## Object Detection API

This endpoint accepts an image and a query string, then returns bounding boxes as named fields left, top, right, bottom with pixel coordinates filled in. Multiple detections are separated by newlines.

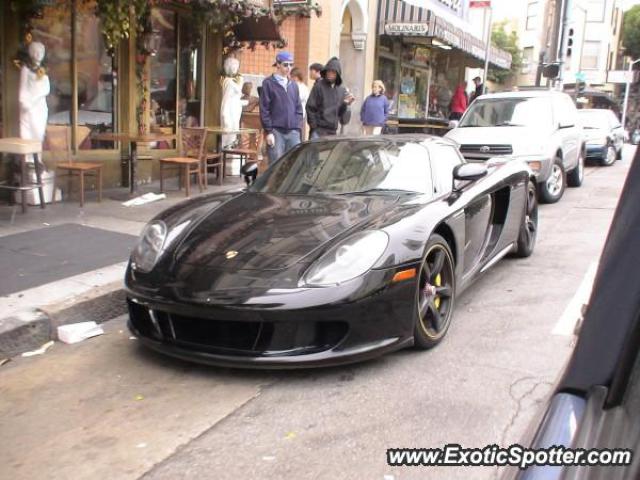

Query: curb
left=0, top=283, right=126, bottom=359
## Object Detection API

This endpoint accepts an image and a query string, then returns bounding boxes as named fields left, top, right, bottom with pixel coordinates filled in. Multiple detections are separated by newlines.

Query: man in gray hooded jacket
left=306, top=57, right=354, bottom=139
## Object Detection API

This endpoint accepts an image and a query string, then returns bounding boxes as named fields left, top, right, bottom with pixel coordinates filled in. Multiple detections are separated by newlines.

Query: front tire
left=538, top=157, right=565, bottom=203
left=602, top=144, right=616, bottom=166
left=567, top=149, right=584, bottom=187
left=514, top=180, right=538, bottom=258
left=413, top=234, right=456, bottom=350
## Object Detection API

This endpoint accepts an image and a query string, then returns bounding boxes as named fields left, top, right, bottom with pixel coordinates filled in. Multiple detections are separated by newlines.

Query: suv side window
left=429, top=144, right=464, bottom=195
left=556, top=95, right=577, bottom=128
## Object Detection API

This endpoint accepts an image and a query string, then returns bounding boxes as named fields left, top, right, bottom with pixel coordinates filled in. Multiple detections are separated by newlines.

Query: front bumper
left=464, top=154, right=552, bottom=182
left=585, top=144, right=607, bottom=160
left=126, top=268, right=418, bottom=369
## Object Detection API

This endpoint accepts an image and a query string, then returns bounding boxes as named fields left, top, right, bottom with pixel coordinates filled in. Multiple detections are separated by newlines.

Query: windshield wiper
left=338, top=188, right=415, bottom=195
left=497, top=121, right=525, bottom=126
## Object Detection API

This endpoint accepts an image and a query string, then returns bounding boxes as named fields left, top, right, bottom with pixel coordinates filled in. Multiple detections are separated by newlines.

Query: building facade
left=375, top=0, right=512, bottom=130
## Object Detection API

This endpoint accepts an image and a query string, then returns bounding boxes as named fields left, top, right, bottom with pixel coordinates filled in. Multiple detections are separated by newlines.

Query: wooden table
left=0, top=138, right=45, bottom=213
left=92, top=132, right=176, bottom=195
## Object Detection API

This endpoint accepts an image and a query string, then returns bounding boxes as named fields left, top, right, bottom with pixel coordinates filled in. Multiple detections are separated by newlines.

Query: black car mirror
left=240, top=161, right=258, bottom=186
left=453, top=163, right=488, bottom=182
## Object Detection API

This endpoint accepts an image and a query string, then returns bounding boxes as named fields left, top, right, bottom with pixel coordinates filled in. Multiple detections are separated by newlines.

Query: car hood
left=171, top=192, right=401, bottom=271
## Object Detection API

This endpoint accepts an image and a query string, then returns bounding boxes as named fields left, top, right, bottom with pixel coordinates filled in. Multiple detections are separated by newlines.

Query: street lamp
left=621, top=58, right=640, bottom=133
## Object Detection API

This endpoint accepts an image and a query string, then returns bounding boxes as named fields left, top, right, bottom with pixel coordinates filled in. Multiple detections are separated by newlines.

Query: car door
left=429, top=143, right=492, bottom=276
left=554, top=95, right=580, bottom=170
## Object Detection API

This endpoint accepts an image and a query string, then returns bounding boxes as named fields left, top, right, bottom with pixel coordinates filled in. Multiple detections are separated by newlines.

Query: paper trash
left=122, top=192, right=166, bottom=207
left=57, top=321, right=105, bottom=344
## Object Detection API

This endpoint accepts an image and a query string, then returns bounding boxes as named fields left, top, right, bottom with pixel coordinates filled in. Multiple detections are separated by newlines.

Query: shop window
left=178, top=19, right=202, bottom=128
left=150, top=8, right=178, bottom=139
left=31, top=0, right=116, bottom=150
left=378, top=56, right=398, bottom=114
left=77, top=6, right=115, bottom=150
left=583, top=41, right=600, bottom=69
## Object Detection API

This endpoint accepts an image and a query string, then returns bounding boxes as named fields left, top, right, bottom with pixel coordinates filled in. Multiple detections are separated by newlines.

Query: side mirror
left=240, top=161, right=258, bottom=186
left=448, top=120, right=460, bottom=129
left=453, top=163, right=488, bottom=182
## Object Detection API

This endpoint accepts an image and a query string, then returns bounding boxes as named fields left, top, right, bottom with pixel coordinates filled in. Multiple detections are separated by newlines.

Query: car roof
left=306, top=134, right=457, bottom=148
left=476, top=90, right=569, bottom=100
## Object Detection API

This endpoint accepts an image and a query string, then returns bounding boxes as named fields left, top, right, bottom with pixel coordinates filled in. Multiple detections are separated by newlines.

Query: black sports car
left=126, top=135, right=538, bottom=368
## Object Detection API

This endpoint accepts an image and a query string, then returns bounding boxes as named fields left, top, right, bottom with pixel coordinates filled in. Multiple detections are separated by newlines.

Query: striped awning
left=377, top=0, right=512, bottom=69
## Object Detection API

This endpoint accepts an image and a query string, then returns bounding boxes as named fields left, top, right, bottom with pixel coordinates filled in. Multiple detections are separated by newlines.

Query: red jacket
left=450, top=86, right=468, bottom=114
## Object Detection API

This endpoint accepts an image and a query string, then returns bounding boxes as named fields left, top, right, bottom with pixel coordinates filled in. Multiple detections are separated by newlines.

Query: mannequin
left=17, top=41, right=60, bottom=204
left=19, top=41, right=50, bottom=149
left=220, top=57, right=247, bottom=149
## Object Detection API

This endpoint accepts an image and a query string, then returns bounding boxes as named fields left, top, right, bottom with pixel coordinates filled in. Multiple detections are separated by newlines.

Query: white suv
left=445, top=90, right=584, bottom=203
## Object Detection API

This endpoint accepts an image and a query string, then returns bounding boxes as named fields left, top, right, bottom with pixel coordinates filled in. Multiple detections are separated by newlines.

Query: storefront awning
left=233, top=14, right=283, bottom=42
left=377, top=0, right=511, bottom=69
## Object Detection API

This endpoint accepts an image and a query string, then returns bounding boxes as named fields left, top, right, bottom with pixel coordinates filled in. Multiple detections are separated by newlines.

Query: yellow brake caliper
left=434, top=273, right=442, bottom=310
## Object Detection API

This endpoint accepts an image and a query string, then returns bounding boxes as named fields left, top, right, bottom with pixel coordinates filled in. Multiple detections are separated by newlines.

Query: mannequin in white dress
left=19, top=41, right=50, bottom=151
left=220, top=57, right=247, bottom=149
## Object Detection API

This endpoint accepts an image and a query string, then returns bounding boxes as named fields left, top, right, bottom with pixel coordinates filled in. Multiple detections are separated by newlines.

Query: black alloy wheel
left=514, top=180, right=538, bottom=258
left=414, top=234, right=456, bottom=349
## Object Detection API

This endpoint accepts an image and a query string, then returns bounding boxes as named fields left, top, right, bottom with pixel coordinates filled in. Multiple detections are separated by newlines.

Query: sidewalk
left=0, top=178, right=244, bottom=359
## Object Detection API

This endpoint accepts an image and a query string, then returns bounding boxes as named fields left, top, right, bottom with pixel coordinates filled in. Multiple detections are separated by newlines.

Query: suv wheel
left=602, top=144, right=616, bottom=166
left=567, top=149, right=584, bottom=187
left=539, top=157, right=566, bottom=203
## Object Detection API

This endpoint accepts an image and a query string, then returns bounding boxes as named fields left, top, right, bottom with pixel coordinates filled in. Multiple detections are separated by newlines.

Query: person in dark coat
left=259, top=51, right=303, bottom=165
left=470, top=76, right=484, bottom=103
left=306, top=57, right=354, bottom=139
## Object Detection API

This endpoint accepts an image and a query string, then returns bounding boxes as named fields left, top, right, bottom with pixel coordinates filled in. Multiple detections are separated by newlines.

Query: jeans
left=309, top=128, right=337, bottom=140
left=267, top=128, right=301, bottom=165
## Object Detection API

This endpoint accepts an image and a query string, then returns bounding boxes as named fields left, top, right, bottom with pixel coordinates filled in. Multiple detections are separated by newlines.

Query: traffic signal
left=566, top=28, right=574, bottom=58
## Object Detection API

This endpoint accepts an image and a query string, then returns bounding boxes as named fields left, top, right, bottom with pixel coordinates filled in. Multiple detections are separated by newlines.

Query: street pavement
left=0, top=146, right=635, bottom=480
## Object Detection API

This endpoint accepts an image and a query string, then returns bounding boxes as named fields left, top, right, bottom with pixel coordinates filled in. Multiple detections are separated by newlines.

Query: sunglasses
left=279, top=62, right=294, bottom=68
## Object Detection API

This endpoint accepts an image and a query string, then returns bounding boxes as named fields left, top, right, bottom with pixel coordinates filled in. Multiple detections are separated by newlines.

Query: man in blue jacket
left=259, top=52, right=303, bottom=165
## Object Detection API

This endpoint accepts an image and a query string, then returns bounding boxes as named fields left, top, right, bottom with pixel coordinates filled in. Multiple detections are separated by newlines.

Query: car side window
left=429, top=144, right=463, bottom=195
left=556, top=96, right=577, bottom=127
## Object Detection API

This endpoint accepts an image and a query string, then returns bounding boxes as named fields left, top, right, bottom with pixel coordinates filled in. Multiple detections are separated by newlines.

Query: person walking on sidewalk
left=360, top=80, right=389, bottom=135
left=309, top=63, right=323, bottom=84
left=259, top=51, right=303, bottom=165
left=306, top=57, right=354, bottom=139
left=449, top=82, right=468, bottom=120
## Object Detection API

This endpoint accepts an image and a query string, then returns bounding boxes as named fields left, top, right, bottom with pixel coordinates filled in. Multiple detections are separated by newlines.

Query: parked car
left=126, top=136, right=537, bottom=368
left=631, top=129, right=640, bottom=145
left=504, top=148, right=640, bottom=480
left=446, top=90, right=584, bottom=204
left=578, top=109, right=624, bottom=166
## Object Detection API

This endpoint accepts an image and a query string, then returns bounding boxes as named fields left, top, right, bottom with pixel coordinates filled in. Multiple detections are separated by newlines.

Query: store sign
left=385, top=23, right=430, bottom=35
left=469, top=0, right=491, bottom=7
left=607, top=70, right=638, bottom=83
left=433, top=17, right=462, bottom=48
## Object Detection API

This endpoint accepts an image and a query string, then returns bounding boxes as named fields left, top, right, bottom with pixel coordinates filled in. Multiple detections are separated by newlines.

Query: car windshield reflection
left=250, top=140, right=431, bottom=196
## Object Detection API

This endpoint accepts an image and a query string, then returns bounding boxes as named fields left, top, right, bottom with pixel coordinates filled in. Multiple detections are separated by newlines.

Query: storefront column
left=203, top=29, right=224, bottom=128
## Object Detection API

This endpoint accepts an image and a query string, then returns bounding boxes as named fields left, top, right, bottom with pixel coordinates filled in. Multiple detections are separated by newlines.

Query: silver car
left=578, top=109, right=624, bottom=166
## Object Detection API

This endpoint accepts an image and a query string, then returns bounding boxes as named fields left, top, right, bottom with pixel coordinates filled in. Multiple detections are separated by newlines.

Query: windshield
left=578, top=111, right=611, bottom=130
left=250, top=140, right=432, bottom=195
left=459, top=97, right=553, bottom=129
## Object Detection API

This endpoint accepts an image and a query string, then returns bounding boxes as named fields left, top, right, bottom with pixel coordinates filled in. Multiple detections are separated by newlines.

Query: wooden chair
left=222, top=128, right=260, bottom=175
left=159, top=127, right=205, bottom=197
left=49, top=125, right=103, bottom=207
left=204, top=151, right=223, bottom=187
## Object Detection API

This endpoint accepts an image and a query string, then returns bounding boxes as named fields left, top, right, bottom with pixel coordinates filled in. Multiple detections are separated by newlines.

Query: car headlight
left=302, top=231, right=389, bottom=286
left=131, top=220, right=167, bottom=273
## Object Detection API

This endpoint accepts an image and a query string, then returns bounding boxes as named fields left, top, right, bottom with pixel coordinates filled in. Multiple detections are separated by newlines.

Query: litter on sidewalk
left=57, top=321, right=105, bottom=344
left=22, top=340, right=54, bottom=357
left=122, top=192, right=166, bottom=207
